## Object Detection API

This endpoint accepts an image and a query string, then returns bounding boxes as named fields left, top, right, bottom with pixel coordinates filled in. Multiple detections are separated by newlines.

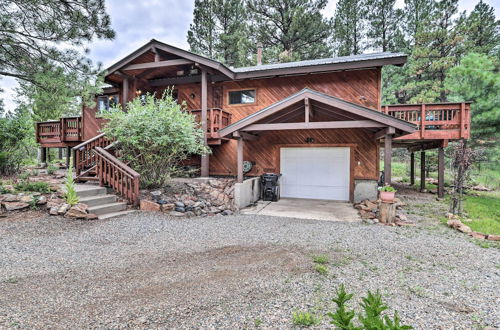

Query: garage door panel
left=280, top=147, right=350, bottom=201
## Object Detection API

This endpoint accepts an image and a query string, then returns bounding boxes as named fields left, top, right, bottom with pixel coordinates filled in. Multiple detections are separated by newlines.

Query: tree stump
left=379, top=202, right=396, bottom=224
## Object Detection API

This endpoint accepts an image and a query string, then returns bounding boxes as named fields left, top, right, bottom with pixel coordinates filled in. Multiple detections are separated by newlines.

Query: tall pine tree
left=247, top=0, right=332, bottom=63
left=461, top=0, right=499, bottom=56
left=332, top=0, right=367, bottom=56
left=403, top=0, right=436, bottom=47
left=366, top=0, right=404, bottom=52
left=187, top=0, right=218, bottom=59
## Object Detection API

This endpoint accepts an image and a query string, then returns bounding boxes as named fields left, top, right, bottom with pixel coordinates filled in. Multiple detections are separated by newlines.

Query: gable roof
left=218, top=88, right=416, bottom=137
left=105, top=40, right=407, bottom=82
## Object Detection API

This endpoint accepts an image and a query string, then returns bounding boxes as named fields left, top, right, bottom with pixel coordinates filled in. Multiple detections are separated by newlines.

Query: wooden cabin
left=36, top=39, right=470, bottom=204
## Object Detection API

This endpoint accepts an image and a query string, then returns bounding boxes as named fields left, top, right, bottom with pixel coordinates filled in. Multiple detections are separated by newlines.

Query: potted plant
left=378, top=185, right=396, bottom=203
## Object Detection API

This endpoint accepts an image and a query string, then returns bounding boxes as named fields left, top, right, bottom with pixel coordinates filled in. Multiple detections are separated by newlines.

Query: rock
left=85, top=213, right=98, bottom=220
left=175, top=207, right=185, bottom=213
left=394, top=220, right=416, bottom=227
left=363, top=219, right=375, bottom=224
left=49, top=206, right=59, bottom=215
left=487, top=234, right=500, bottom=241
left=169, top=211, right=185, bottom=217
left=160, top=203, right=175, bottom=212
left=221, top=210, right=233, bottom=216
left=397, top=214, right=408, bottom=222
left=3, top=194, right=19, bottom=202
left=150, top=190, right=162, bottom=200
left=157, top=199, right=168, bottom=205
left=3, top=202, right=29, bottom=211
left=19, top=195, right=33, bottom=203
left=58, top=203, right=70, bottom=215
left=174, top=201, right=185, bottom=208
left=365, top=200, right=377, bottom=210
left=194, top=207, right=203, bottom=216
left=372, top=218, right=379, bottom=223
left=457, top=224, right=472, bottom=234
left=140, top=200, right=160, bottom=212
left=359, top=210, right=376, bottom=219
left=65, top=203, right=88, bottom=218
left=185, top=211, right=195, bottom=217
left=470, top=232, right=487, bottom=240
left=472, top=185, right=491, bottom=192
left=36, top=195, right=47, bottom=205
left=447, top=219, right=462, bottom=229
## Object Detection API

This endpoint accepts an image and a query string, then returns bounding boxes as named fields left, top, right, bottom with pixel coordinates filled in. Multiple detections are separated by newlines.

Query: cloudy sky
left=1, top=0, right=498, bottom=112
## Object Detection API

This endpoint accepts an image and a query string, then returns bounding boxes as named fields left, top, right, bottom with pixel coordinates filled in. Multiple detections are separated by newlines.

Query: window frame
left=227, top=88, right=257, bottom=106
left=97, top=94, right=119, bottom=114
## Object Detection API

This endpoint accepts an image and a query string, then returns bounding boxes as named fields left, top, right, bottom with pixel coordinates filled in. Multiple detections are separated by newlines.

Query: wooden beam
left=123, top=59, right=193, bottom=71
left=407, top=140, right=447, bottom=153
left=233, top=131, right=259, bottom=141
left=237, top=137, right=244, bottom=183
left=420, top=151, right=426, bottom=192
left=438, top=147, right=444, bottom=198
left=384, top=134, right=392, bottom=185
left=304, top=98, right=310, bottom=123
left=373, top=127, right=395, bottom=140
left=243, top=120, right=385, bottom=131
left=200, top=70, right=209, bottom=177
left=410, top=152, right=415, bottom=186
left=122, top=78, right=129, bottom=107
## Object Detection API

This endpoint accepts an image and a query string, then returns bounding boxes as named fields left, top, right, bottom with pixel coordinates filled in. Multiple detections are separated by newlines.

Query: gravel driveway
left=0, top=212, right=498, bottom=329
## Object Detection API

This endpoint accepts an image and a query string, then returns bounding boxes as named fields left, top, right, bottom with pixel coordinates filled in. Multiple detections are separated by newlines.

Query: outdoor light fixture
left=305, top=137, right=314, bottom=143
left=190, top=93, right=196, bottom=99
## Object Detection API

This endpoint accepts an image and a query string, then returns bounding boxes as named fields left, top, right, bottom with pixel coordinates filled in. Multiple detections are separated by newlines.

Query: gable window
left=228, top=89, right=256, bottom=105
left=97, top=94, right=119, bottom=113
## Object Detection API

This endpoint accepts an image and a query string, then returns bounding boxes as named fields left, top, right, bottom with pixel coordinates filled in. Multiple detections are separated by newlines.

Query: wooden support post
left=304, top=98, right=310, bottom=123
left=420, top=104, right=426, bottom=139
left=200, top=69, right=209, bottom=177
left=122, top=78, right=129, bottom=107
left=58, top=148, right=63, bottom=160
left=384, top=134, right=392, bottom=185
left=379, top=202, right=396, bottom=224
left=237, top=136, right=244, bottom=183
left=66, top=146, right=71, bottom=168
left=420, top=151, right=426, bottom=192
left=438, top=147, right=445, bottom=198
left=410, top=152, right=415, bottom=186
left=40, top=147, right=47, bottom=166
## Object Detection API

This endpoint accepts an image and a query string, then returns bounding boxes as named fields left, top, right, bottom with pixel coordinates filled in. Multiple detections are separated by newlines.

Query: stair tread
left=80, top=194, right=117, bottom=202
left=98, top=210, right=136, bottom=220
left=88, top=202, right=127, bottom=211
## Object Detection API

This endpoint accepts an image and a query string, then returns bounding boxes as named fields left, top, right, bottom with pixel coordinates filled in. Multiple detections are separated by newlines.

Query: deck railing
left=382, top=102, right=471, bottom=140
left=190, top=108, right=232, bottom=138
left=36, top=116, right=82, bottom=144
left=95, top=146, right=140, bottom=206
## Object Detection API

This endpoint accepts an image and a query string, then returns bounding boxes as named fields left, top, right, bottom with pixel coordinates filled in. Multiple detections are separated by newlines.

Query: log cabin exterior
left=36, top=39, right=470, bottom=204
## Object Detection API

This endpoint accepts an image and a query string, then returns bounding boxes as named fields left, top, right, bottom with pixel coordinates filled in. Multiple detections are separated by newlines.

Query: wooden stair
left=75, top=184, right=135, bottom=219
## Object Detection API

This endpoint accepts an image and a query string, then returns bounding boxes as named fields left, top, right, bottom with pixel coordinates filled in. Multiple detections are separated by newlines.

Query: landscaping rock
left=140, top=200, right=161, bottom=212
left=3, top=194, right=19, bottom=202
left=486, top=234, right=500, bottom=241
left=150, top=190, right=162, bottom=200
left=185, top=211, right=195, bottom=217
left=65, top=203, right=88, bottom=218
left=20, top=195, right=34, bottom=203
left=470, top=232, right=487, bottom=240
left=36, top=195, right=47, bottom=205
left=3, top=202, right=29, bottom=211
left=85, top=213, right=99, bottom=220
left=221, top=210, right=233, bottom=216
left=160, top=203, right=175, bottom=212
left=174, top=201, right=185, bottom=208
left=169, top=211, right=185, bottom=217
left=49, top=206, right=59, bottom=216
left=175, top=207, right=185, bottom=213
left=57, top=203, right=70, bottom=215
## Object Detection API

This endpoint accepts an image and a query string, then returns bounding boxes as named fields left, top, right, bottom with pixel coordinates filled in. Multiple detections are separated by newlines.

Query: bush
left=47, top=165, right=58, bottom=175
left=328, top=284, right=413, bottom=329
left=0, top=109, right=33, bottom=175
left=64, top=160, right=79, bottom=205
left=14, top=181, right=52, bottom=193
left=292, top=311, right=321, bottom=327
left=102, top=90, right=209, bottom=188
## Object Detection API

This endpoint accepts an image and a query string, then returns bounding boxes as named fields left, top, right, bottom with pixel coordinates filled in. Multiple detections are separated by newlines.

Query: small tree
left=102, top=91, right=209, bottom=188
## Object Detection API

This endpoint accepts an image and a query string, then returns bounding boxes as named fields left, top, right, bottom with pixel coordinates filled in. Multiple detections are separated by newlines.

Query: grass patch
left=14, top=181, right=53, bottom=193
left=315, top=264, right=328, bottom=275
left=462, top=191, right=500, bottom=235
left=253, top=318, right=262, bottom=327
left=292, top=311, right=320, bottom=327
left=312, top=255, right=329, bottom=264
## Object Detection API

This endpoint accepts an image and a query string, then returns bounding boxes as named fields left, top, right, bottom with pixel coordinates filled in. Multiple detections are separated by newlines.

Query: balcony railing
left=36, top=116, right=83, bottom=145
left=382, top=102, right=471, bottom=140
left=190, top=108, right=232, bottom=138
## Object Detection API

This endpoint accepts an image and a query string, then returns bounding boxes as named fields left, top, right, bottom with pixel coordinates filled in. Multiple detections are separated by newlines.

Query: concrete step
left=88, top=202, right=127, bottom=216
left=79, top=194, right=117, bottom=207
left=74, top=184, right=107, bottom=198
left=99, top=210, right=136, bottom=220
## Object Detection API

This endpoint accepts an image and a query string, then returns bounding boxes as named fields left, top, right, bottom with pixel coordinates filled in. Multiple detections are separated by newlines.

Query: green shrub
left=47, top=165, right=58, bottom=175
left=292, top=311, right=321, bottom=327
left=0, top=109, right=33, bottom=175
left=101, top=90, right=209, bottom=188
left=315, top=264, right=328, bottom=275
left=313, top=255, right=329, bottom=264
left=14, top=181, right=52, bottom=193
left=328, top=284, right=413, bottom=329
left=64, top=160, right=79, bottom=206
left=0, top=185, right=12, bottom=194
left=19, top=171, right=30, bottom=180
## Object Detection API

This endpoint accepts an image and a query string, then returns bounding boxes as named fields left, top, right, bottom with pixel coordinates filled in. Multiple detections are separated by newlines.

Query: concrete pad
left=241, top=198, right=361, bottom=222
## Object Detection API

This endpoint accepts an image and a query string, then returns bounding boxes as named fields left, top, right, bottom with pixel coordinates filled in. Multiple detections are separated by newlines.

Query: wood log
left=379, top=202, right=396, bottom=224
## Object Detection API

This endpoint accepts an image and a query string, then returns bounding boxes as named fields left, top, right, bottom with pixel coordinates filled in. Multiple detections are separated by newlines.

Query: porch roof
left=218, top=88, right=416, bottom=137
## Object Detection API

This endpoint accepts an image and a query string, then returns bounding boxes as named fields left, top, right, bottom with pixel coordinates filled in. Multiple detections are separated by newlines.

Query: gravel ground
left=0, top=212, right=499, bottom=329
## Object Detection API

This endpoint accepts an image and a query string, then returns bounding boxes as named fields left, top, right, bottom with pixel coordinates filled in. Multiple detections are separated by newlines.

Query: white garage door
left=280, top=147, right=350, bottom=201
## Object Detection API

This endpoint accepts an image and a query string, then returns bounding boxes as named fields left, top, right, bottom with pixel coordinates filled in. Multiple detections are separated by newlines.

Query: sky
left=1, top=0, right=499, bottom=112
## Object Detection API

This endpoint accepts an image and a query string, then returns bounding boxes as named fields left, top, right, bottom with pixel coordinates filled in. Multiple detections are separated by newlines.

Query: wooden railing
left=382, top=102, right=471, bottom=140
left=190, top=108, right=232, bottom=137
left=36, top=117, right=82, bottom=144
left=95, top=147, right=140, bottom=206
left=73, top=133, right=112, bottom=177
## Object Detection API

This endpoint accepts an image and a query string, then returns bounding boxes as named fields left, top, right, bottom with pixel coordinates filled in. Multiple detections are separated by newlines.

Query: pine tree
left=461, top=1, right=499, bottom=56
left=187, top=0, right=218, bottom=59
left=247, top=0, right=332, bottom=63
left=366, top=0, right=404, bottom=52
left=332, top=0, right=367, bottom=56
left=403, top=0, right=436, bottom=46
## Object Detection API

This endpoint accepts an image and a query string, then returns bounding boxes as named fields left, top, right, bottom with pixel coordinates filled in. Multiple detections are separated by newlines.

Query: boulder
left=174, top=201, right=185, bottom=208
left=487, top=234, right=500, bottom=241
left=49, top=206, right=59, bottom=215
left=3, top=202, right=29, bottom=211
left=65, top=204, right=88, bottom=218
left=140, top=200, right=161, bottom=212
left=175, top=206, right=185, bottom=213
left=150, top=190, right=162, bottom=200
left=19, top=195, right=34, bottom=203
left=160, top=203, right=175, bottom=212
left=3, top=194, right=19, bottom=202
left=57, top=203, right=70, bottom=215
left=36, top=195, right=47, bottom=205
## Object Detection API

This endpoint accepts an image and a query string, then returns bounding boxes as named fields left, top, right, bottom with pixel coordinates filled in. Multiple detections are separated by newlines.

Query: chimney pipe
left=257, top=42, right=263, bottom=66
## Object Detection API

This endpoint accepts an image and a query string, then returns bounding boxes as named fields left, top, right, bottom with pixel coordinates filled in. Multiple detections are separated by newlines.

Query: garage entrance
left=280, top=147, right=350, bottom=201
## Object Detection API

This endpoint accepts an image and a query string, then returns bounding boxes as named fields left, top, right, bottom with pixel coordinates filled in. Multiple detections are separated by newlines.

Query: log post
left=379, top=202, right=396, bottom=224
left=384, top=134, right=392, bottom=185
left=66, top=146, right=71, bottom=168
left=237, top=136, right=244, bottom=183
left=200, top=69, right=209, bottom=177
left=420, top=151, right=426, bottom=192
left=438, top=147, right=445, bottom=198
left=410, top=152, right=415, bottom=186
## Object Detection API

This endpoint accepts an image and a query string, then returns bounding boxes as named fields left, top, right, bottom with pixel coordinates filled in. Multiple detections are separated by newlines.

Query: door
left=280, top=147, right=350, bottom=201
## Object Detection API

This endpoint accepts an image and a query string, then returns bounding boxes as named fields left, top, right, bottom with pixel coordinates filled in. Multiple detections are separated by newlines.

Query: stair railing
left=94, top=147, right=140, bottom=206
left=72, top=133, right=112, bottom=177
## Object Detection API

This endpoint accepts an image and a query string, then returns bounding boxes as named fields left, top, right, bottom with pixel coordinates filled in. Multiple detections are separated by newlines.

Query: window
left=228, top=89, right=256, bottom=105
left=97, top=94, right=119, bottom=113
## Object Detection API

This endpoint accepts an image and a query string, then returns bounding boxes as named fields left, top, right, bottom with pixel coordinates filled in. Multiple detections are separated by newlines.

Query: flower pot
left=379, top=191, right=395, bottom=203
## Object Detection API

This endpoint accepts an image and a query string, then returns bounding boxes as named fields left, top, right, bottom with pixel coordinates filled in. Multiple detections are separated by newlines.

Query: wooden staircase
left=75, top=184, right=135, bottom=219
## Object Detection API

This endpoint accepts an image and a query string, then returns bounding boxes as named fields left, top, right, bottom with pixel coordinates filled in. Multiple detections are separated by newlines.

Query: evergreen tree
left=247, top=0, right=332, bottom=63
left=366, top=0, right=404, bottom=52
left=403, top=0, right=436, bottom=46
left=332, top=0, right=367, bottom=56
left=461, top=1, right=499, bottom=56
left=187, top=0, right=218, bottom=59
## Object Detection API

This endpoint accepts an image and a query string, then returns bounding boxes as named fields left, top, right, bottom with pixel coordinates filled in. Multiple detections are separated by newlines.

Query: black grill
left=260, top=173, right=281, bottom=202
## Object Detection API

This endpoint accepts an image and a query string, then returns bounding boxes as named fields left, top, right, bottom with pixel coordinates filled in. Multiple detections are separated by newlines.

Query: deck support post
left=420, top=151, right=426, bottom=192
left=40, top=147, right=47, bottom=167
left=66, top=146, right=71, bottom=168
left=410, top=152, right=415, bottom=185
left=58, top=148, right=63, bottom=160
left=122, top=78, right=129, bottom=107
left=200, top=69, right=209, bottom=177
left=384, top=134, right=392, bottom=185
left=438, top=147, right=445, bottom=198
left=237, top=136, right=244, bottom=183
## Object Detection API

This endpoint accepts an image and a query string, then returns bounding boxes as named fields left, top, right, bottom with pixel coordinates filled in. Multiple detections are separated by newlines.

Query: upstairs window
left=97, top=94, right=119, bottom=113
left=228, top=89, right=256, bottom=105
